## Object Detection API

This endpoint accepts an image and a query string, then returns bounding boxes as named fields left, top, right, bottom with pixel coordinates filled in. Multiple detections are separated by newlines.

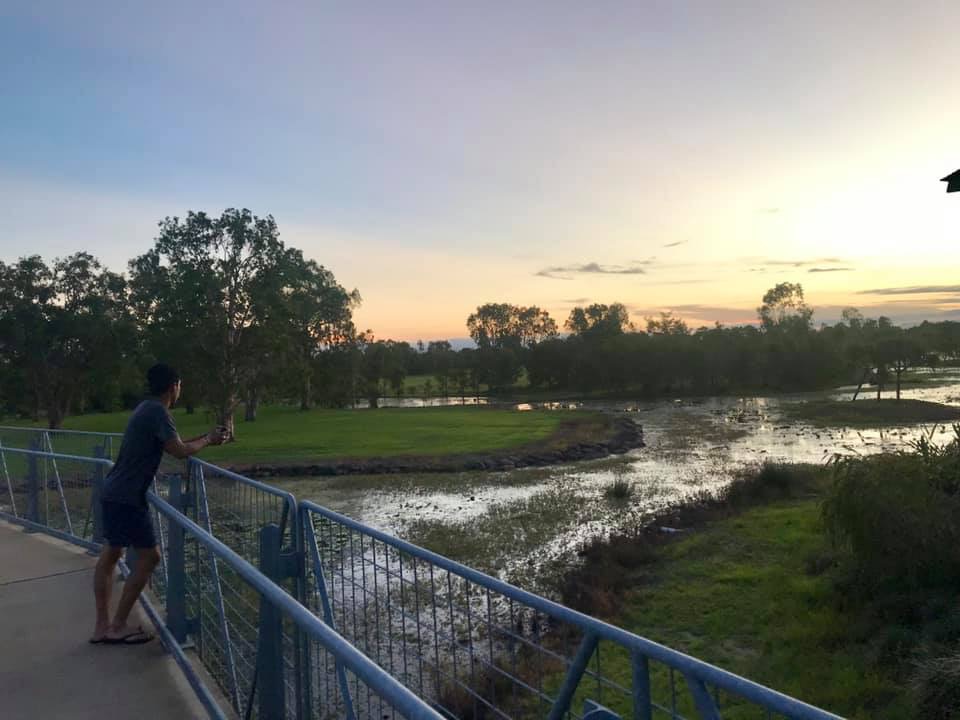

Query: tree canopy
left=4, top=236, right=960, bottom=429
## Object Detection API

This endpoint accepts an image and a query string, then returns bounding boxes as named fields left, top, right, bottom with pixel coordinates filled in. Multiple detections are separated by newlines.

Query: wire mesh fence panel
left=301, top=503, right=836, bottom=720
left=181, top=461, right=301, bottom=720
left=190, top=459, right=297, bottom=566
left=0, top=426, right=122, bottom=462
left=305, top=643, right=454, bottom=720
left=0, top=445, right=109, bottom=544
left=147, top=489, right=445, bottom=720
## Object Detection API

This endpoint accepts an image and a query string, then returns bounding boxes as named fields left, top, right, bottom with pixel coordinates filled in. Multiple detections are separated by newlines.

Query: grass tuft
left=603, top=476, right=634, bottom=501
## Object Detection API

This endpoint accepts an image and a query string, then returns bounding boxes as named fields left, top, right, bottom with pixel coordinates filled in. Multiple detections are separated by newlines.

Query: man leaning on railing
left=90, top=363, right=231, bottom=645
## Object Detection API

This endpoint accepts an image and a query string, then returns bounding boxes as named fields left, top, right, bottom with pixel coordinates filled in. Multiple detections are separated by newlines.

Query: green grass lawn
left=787, top=398, right=960, bottom=427
left=5, top=405, right=566, bottom=465
left=577, top=499, right=908, bottom=719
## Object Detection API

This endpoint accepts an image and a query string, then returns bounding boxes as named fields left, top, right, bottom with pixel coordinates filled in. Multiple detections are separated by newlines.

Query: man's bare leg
left=91, top=545, right=123, bottom=641
left=105, top=546, right=161, bottom=639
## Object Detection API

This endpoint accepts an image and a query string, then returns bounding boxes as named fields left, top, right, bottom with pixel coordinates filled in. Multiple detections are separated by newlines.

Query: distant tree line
left=402, top=288, right=960, bottom=403
left=2, top=210, right=959, bottom=429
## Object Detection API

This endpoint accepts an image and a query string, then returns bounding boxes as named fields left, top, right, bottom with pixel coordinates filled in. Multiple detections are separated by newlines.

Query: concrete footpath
left=0, top=520, right=208, bottom=719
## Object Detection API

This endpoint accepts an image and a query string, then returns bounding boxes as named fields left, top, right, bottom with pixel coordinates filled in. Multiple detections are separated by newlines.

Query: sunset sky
left=2, top=2, right=959, bottom=342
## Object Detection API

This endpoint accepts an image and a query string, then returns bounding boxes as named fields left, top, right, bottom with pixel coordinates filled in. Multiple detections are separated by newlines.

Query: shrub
left=822, top=429, right=960, bottom=596
left=721, top=462, right=817, bottom=506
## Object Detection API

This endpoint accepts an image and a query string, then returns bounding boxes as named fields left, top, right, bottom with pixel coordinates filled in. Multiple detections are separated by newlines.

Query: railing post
left=258, top=523, right=286, bottom=720
left=684, top=675, right=722, bottom=720
left=0, top=440, right=17, bottom=517
left=166, top=473, right=188, bottom=644
left=631, top=651, right=652, bottom=720
left=90, top=446, right=106, bottom=544
left=295, top=512, right=311, bottom=720
left=25, top=437, right=40, bottom=525
left=547, top=632, right=600, bottom=720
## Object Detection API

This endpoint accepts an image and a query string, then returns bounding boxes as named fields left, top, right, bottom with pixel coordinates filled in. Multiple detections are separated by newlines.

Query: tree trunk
left=32, top=385, right=41, bottom=422
left=852, top=367, right=870, bottom=401
left=47, top=405, right=64, bottom=429
left=47, top=396, right=68, bottom=429
left=244, top=389, right=259, bottom=422
left=216, top=402, right=236, bottom=437
left=300, top=375, right=311, bottom=411
left=895, top=365, right=902, bottom=401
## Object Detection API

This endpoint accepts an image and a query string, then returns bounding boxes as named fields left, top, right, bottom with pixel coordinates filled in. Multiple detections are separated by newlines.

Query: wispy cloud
left=857, top=285, right=960, bottom=295
left=662, top=240, right=687, bottom=248
left=535, top=261, right=649, bottom=280
left=763, top=257, right=844, bottom=268
left=562, top=297, right=591, bottom=304
left=746, top=257, right=849, bottom=273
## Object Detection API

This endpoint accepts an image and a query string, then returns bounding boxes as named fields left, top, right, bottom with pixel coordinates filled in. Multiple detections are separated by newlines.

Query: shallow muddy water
left=277, top=370, right=960, bottom=593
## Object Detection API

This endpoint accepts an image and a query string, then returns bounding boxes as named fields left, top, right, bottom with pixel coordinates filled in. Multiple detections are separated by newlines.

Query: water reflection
left=279, top=372, right=960, bottom=592
left=351, top=396, right=488, bottom=408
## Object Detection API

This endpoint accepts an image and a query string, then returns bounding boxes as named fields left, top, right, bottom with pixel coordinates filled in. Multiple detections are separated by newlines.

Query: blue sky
left=3, top=2, right=960, bottom=339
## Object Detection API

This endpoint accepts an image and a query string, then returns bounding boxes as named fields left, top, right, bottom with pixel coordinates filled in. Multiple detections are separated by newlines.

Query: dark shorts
left=102, top=500, right=157, bottom=549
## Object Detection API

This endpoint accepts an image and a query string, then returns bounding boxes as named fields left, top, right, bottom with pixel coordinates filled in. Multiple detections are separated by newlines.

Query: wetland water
left=277, top=370, right=960, bottom=593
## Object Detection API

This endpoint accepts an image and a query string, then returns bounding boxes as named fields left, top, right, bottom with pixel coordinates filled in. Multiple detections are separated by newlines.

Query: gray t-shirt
left=101, top=399, right=177, bottom=508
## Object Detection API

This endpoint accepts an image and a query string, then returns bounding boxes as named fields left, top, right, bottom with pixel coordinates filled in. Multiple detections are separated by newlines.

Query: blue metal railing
left=0, top=437, right=846, bottom=720
left=0, top=446, right=443, bottom=720
left=0, top=425, right=122, bottom=460
left=299, top=502, right=843, bottom=720
left=149, top=490, right=443, bottom=720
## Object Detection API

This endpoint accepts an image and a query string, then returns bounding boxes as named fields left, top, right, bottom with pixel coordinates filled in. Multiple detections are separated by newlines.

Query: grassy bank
left=555, top=464, right=927, bottom=719
left=603, top=499, right=903, bottom=718
left=787, top=398, right=960, bottom=427
left=4, top=405, right=570, bottom=465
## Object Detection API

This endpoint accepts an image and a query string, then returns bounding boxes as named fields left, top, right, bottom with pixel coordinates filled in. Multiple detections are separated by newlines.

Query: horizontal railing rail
left=0, top=446, right=116, bottom=464
left=0, top=425, right=124, bottom=438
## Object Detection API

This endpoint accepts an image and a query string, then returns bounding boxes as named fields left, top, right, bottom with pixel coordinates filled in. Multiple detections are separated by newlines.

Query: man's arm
left=164, top=428, right=227, bottom=459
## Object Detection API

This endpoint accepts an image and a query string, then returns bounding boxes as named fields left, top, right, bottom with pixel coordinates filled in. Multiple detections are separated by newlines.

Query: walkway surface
left=0, top=520, right=207, bottom=719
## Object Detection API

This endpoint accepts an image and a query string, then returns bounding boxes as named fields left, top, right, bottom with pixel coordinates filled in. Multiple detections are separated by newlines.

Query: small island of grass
left=786, top=398, right=960, bottom=427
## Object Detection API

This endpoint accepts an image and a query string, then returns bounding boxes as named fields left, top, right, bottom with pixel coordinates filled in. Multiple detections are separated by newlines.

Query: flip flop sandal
left=101, top=626, right=155, bottom=645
